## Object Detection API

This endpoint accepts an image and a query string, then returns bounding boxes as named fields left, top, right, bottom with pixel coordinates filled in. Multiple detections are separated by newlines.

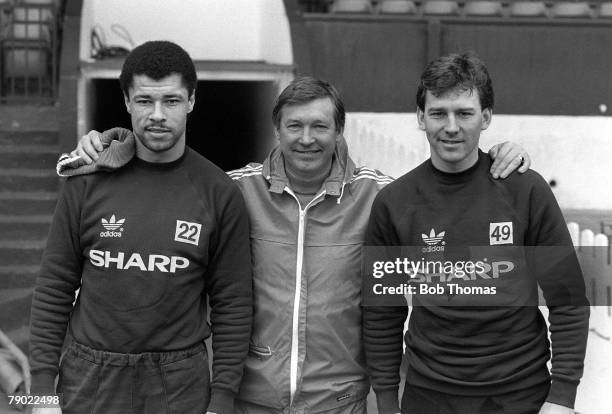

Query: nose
left=149, top=101, right=166, bottom=122
left=444, top=114, right=459, bottom=136
left=298, top=127, right=315, bottom=145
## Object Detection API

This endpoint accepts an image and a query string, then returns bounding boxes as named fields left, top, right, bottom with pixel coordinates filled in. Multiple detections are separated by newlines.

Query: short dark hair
left=416, top=52, right=494, bottom=111
left=272, top=76, right=345, bottom=133
left=119, top=41, right=197, bottom=97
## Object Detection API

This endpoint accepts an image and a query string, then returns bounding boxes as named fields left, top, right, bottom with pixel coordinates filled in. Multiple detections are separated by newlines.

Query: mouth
left=146, top=127, right=171, bottom=133
left=294, top=149, right=321, bottom=155
left=440, top=139, right=463, bottom=145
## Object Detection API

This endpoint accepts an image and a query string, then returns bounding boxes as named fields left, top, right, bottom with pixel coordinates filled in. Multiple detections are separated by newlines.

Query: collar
left=262, top=136, right=356, bottom=198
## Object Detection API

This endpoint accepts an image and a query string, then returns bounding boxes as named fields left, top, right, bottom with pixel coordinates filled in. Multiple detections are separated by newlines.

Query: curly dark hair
left=416, top=52, right=494, bottom=111
left=119, top=40, right=197, bottom=97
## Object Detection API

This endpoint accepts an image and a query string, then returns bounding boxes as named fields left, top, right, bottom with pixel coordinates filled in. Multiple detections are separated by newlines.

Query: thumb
left=488, top=144, right=499, bottom=159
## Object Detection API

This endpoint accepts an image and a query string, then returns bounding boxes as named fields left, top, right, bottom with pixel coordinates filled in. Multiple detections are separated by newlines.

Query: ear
left=188, top=92, right=195, bottom=114
left=417, top=107, right=426, bottom=130
left=274, top=127, right=280, bottom=140
left=123, top=94, right=131, bottom=114
left=481, top=108, right=492, bottom=130
left=336, top=128, right=344, bottom=141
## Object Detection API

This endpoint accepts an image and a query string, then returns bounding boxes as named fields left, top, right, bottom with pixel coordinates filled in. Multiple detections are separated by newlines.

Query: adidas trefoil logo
left=100, top=214, right=125, bottom=238
left=422, top=229, right=445, bottom=245
left=421, top=228, right=445, bottom=252
left=101, top=214, right=125, bottom=230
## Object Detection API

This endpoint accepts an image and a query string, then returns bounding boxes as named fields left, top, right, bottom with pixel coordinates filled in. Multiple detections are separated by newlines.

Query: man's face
left=124, top=73, right=195, bottom=162
left=276, top=97, right=340, bottom=180
left=417, top=88, right=491, bottom=173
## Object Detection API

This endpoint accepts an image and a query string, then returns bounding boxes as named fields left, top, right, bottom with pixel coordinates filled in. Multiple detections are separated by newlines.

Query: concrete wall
left=80, top=0, right=292, bottom=64
left=345, top=113, right=612, bottom=210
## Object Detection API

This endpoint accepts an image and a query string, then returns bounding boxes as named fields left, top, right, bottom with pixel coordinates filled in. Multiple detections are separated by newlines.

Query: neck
left=285, top=163, right=331, bottom=196
left=135, top=134, right=186, bottom=163
left=431, top=150, right=479, bottom=173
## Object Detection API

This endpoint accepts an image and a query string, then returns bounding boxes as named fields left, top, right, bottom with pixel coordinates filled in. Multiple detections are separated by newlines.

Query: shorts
left=401, top=381, right=550, bottom=414
left=58, top=340, right=210, bottom=414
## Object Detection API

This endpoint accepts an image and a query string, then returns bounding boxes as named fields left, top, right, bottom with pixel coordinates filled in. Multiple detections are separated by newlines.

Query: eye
left=458, top=111, right=474, bottom=118
left=429, top=111, right=444, bottom=118
left=166, top=99, right=181, bottom=105
left=287, top=123, right=301, bottom=131
left=315, top=124, right=329, bottom=131
left=136, top=99, right=151, bottom=105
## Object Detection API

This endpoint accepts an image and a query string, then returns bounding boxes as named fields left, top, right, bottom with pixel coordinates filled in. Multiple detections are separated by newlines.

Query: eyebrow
left=427, top=106, right=476, bottom=112
left=133, top=93, right=184, bottom=99
left=285, top=116, right=332, bottom=124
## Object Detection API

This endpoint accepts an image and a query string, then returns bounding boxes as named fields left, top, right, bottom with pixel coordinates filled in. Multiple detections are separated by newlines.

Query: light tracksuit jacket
left=228, top=137, right=392, bottom=413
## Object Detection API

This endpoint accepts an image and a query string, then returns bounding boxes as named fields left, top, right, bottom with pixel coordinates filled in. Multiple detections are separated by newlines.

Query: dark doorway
left=89, top=79, right=277, bottom=171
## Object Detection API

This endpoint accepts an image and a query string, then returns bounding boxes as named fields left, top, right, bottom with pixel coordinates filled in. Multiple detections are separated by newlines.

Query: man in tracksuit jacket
left=57, top=76, right=530, bottom=413
left=363, top=53, right=589, bottom=414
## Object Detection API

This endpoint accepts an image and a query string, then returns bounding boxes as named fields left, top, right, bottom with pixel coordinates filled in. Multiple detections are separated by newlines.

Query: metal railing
left=0, top=0, right=61, bottom=103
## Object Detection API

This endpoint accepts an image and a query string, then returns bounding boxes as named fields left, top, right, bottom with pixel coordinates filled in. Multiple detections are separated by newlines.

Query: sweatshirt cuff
left=30, top=371, right=57, bottom=394
left=207, top=388, right=235, bottom=414
left=546, top=378, right=578, bottom=409
left=375, top=388, right=400, bottom=414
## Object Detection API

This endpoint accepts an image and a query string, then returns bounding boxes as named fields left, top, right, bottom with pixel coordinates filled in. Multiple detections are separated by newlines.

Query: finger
left=80, top=135, right=99, bottom=162
left=76, top=140, right=93, bottom=164
left=490, top=142, right=515, bottom=179
left=518, top=152, right=531, bottom=173
left=92, top=135, right=104, bottom=152
left=488, top=144, right=500, bottom=175
left=498, top=155, right=524, bottom=179
left=488, top=143, right=499, bottom=160
left=89, top=130, right=104, bottom=152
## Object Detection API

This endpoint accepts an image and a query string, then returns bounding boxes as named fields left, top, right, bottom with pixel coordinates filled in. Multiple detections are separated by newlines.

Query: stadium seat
left=509, top=1, right=547, bottom=17
left=378, top=0, right=416, bottom=14
left=551, top=2, right=592, bottom=18
left=422, top=0, right=460, bottom=15
left=330, top=0, right=373, bottom=13
left=599, top=2, right=612, bottom=17
left=463, top=1, right=504, bottom=16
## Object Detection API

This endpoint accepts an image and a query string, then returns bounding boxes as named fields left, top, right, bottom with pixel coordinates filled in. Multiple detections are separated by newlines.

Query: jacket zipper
left=285, top=187, right=326, bottom=404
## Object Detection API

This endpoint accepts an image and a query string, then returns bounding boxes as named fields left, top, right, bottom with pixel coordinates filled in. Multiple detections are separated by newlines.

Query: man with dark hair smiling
left=59, top=74, right=530, bottom=413
left=29, top=41, right=252, bottom=414
left=363, top=52, right=589, bottom=414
